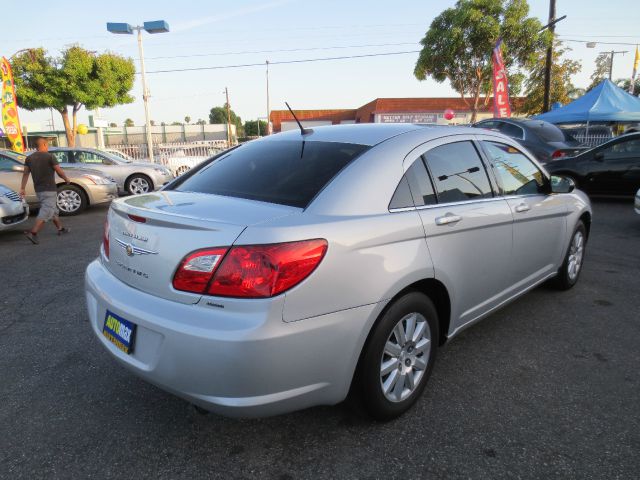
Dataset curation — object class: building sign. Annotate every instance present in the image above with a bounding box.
[492,39,512,118]
[379,113,439,124]
[1,57,24,152]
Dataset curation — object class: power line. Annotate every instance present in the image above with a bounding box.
[144,50,421,74]
[561,38,640,46]
[145,42,418,60]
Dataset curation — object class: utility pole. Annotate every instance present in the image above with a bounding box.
[266,60,271,135]
[542,0,556,113]
[604,50,628,80]
[225,87,232,147]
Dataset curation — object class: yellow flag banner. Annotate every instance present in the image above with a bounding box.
[1,56,24,153]
[631,46,639,94]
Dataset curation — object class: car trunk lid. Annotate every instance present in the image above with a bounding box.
[105,191,300,304]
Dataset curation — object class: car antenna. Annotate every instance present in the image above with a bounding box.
[285,102,313,136]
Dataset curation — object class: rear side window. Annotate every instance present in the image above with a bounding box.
[423,141,493,202]
[173,140,369,208]
[389,158,437,209]
[499,123,524,140]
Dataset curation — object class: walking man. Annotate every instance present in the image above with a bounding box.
[19,137,70,244]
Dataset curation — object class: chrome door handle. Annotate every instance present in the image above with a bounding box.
[514,203,530,213]
[435,213,462,226]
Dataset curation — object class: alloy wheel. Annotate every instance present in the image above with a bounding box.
[567,230,584,281]
[57,190,82,213]
[380,312,431,402]
[129,177,150,195]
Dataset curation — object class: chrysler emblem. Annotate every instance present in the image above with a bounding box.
[115,238,158,257]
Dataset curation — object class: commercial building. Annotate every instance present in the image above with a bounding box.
[270,97,524,132]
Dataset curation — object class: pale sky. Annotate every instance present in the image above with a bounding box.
[4,0,639,130]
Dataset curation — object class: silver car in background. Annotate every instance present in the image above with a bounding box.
[0,150,117,216]
[85,124,591,419]
[49,147,174,195]
[0,184,29,230]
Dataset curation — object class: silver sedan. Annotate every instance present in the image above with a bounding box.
[49,148,174,195]
[0,184,29,230]
[85,124,591,419]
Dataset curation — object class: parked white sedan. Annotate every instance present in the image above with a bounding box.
[0,184,29,230]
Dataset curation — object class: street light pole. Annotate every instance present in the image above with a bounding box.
[107,20,169,163]
[135,27,155,163]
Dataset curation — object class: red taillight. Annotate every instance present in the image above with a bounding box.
[552,150,567,159]
[172,239,328,298]
[173,248,228,293]
[103,218,110,258]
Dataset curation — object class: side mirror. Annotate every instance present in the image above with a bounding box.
[594,151,604,162]
[550,175,575,194]
[11,165,25,172]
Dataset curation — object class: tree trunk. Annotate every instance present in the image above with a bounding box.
[60,107,75,147]
[72,103,81,147]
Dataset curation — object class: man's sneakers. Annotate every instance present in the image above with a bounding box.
[24,227,69,244]
[23,231,39,244]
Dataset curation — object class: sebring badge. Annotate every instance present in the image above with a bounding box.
[115,238,158,257]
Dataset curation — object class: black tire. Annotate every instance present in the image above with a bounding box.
[553,220,587,290]
[56,184,87,216]
[125,174,153,195]
[354,292,439,420]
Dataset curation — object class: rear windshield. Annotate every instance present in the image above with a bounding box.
[527,122,565,142]
[172,140,369,208]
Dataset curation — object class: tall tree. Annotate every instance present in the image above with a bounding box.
[615,77,640,96]
[414,0,547,122]
[11,46,135,146]
[244,120,267,137]
[124,118,134,127]
[521,41,582,115]
[588,53,610,90]
[184,116,191,124]
[209,104,243,137]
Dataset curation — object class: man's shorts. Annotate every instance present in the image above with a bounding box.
[36,191,59,221]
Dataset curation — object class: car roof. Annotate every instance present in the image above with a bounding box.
[261,123,481,146]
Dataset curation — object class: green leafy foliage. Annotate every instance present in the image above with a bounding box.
[11,46,135,146]
[414,0,547,121]
[244,120,267,137]
[588,53,611,91]
[124,118,134,127]
[209,104,243,137]
[521,41,582,115]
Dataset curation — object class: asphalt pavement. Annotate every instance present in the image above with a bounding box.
[1,199,639,479]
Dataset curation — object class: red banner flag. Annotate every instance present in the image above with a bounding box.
[492,39,512,118]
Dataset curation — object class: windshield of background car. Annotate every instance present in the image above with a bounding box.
[527,122,565,142]
[1,150,26,163]
[172,140,370,208]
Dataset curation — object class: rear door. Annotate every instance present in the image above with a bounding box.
[590,137,640,195]
[479,138,567,286]
[407,136,514,332]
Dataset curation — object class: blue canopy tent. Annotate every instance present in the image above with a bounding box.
[534,79,640,124]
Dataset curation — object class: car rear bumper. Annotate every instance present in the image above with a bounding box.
[86,184,118,205]
[84,259,376,417]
